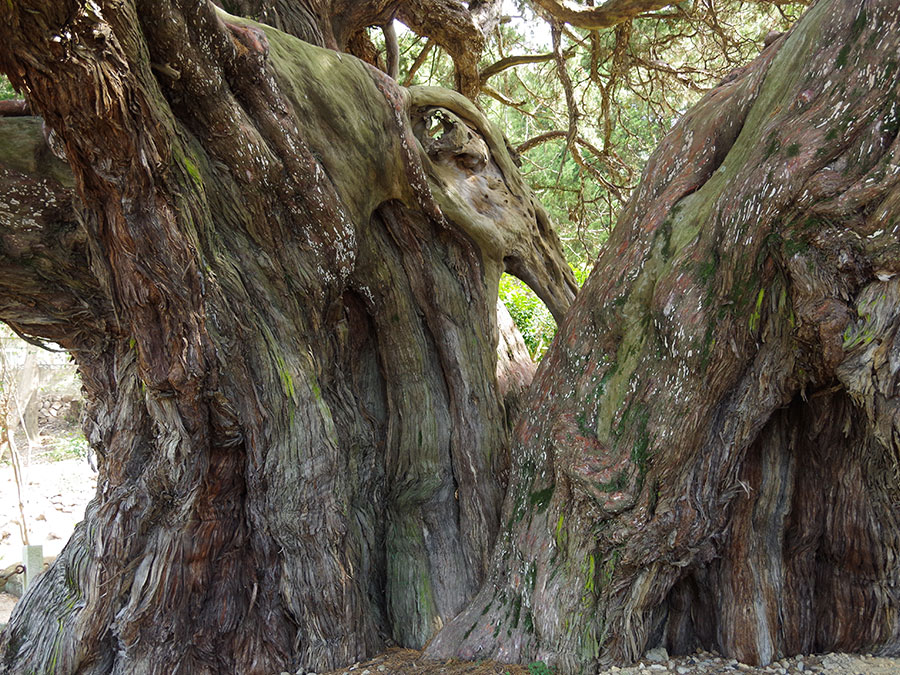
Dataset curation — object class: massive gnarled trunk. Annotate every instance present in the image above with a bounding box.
[0,2,574,673]
[4,0,900,673]
[429,0,900,671]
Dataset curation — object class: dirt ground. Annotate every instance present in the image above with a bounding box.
[319,649,533,674]
[0,456,96,570]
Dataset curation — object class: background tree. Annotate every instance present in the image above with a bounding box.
[384,0,805,269]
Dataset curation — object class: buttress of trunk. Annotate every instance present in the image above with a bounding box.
[429,0,900,671]
[0,2,575,673]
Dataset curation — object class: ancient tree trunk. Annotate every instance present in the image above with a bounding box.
[217,0,397,52]
[430,0,900,671]
[0,2,574,673]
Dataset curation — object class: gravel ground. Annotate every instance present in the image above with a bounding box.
[312,647,900,675]
[0,592,15,627]
[1,456,95,627]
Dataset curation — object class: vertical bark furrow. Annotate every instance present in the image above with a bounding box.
[0,1,564,672]
[430,0,900,671]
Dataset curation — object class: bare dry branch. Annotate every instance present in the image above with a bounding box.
[532,0,675,30]
[480,47,576,84]
[481,83,527,108]
[403,38,434,86]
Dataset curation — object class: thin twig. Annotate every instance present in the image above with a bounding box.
[403,38,434,86]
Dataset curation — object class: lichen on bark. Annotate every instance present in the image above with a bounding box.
[0,1,575,673]
[429,0,900,671]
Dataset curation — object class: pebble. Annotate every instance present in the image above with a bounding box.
[315,649,900,675]
[645,647,669,663]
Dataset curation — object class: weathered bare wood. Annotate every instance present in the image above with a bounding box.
[0,100,29,116]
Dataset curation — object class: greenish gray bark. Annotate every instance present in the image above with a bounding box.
[430,0,900,671]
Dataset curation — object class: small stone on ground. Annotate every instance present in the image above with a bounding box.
[314,648,900,675]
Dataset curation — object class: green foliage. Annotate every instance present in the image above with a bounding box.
[45,432,90,462]
[499,273,557,360]
[500,266,588,361]
[468,2,802,267]
[0,74,18,101]
[527,661,554,675]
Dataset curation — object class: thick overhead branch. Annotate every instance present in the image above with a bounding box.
[398,0,486,99]
[468,0,503,35]
[480,49,574,84]
[532,0,675,30]
[0,118,109,352]
[219,0,398,49]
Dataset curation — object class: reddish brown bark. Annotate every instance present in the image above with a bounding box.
[430,0,900,670]
[0,100,29,116]
[0,2,573,673]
